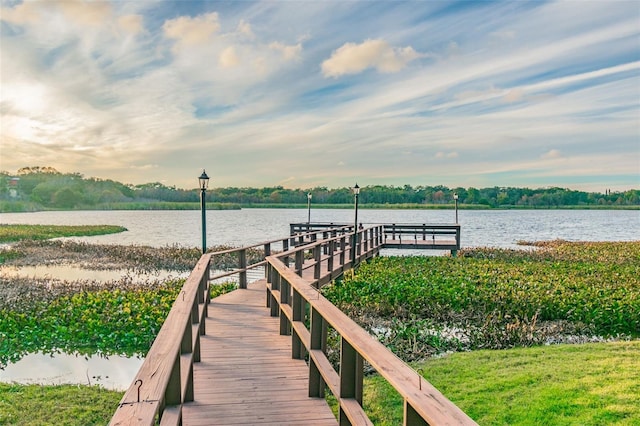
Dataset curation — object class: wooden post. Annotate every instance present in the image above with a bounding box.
[164,352,182,407]
[270,269,280,317]
[292,291,304,359]
[314,245,321,281]
[309,307,326,398]
[280,277,291,335]
[404,402,429,426]
[339,337,363,425]
[239,249,247,289]
[295,250,304,276]
[327,239,334,275]
[264,243,271,280]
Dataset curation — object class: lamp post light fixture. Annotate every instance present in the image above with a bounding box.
[307,193,312,224]
[199,170,210,254]
[352,183,360,265]
[453,192,459,224]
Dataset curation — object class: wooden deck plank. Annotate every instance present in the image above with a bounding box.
[182,279,337,426]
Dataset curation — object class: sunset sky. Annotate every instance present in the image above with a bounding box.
[1,0,638,191]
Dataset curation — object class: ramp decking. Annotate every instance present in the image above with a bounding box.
[182,279,337,425]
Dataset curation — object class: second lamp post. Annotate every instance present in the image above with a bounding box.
[352,183,360,265]
[199,170,210,254]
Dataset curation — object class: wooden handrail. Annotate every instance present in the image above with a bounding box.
[209,227,355,288]
[112,223,470,425]
[110,226,360,425]
[110,254,211,426]
[266,245,477,425]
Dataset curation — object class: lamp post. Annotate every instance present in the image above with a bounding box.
[453,192,459,224]
[352,183,360,265]
[199,170,210,254]
[307,193,312,224]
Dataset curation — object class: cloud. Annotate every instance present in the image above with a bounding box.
[0,1,43,25]
[503,89,524,103]
[1,1,638,191]
[219,46,240,68]
[541,149,562,160]
[435,151,459,159]
[322,39,424,77]
[118,14,144,35]
[237,19,254,39]
[269,42,302,61]
[57,1,113,27]
[163,12,220,45]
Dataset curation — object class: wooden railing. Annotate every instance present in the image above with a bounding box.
[110,254,211,426]
[275,225,383,288]
[111,225,472,425]
[382,223,461,254]
[110,227,356,426]
[209,227,353,288]
[291,222,462,255]
[266,227,477,425]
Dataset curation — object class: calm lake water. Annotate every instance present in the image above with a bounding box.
[2,208,639,248]
[1,208,638,390]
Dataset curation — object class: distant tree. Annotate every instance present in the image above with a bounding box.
[53,188,78,208]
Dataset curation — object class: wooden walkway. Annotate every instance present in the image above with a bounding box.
[182,279,337,425]
[111,226,475,425]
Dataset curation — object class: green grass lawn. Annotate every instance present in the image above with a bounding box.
[0,384,123,426]
[327,341,640,425]
[421,340,640,425]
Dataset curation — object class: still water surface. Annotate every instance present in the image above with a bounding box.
[2,208,639,248]
[1,208,638,389]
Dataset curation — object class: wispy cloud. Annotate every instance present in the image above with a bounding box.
[322,39,425,77]
[0,0,637,191]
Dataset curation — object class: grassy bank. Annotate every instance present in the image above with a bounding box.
[328,340,640,425]
[0,383,123,426]
[0,224,126,243]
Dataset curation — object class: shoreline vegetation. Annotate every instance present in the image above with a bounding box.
[1,167,638,213]
[2,200,639,214]
[0,225,638,424]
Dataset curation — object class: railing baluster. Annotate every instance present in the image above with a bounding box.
[280,277,291,335]
[339,337,363,425]
[238,248,247,289]
[295,250,304,276]
[309,307,326,398]
[313,245,321,282]
[292,290,304,359]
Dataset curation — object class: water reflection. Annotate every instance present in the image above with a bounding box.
[0,264,189,282]
[0,352,144,390]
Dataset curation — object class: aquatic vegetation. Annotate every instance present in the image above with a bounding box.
[323,241,639,359]
[0,224,126,243]
[1,240,263,272]
[0,277,237,369]
[0,278,183,368]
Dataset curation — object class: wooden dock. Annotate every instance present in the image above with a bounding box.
[182,279,337,425]
[291,222,461,255]
[111,225,475,426]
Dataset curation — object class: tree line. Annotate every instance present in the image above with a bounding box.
[1,167,638,210]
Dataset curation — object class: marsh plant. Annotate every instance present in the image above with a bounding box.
[322,240,639,361]
[2,240,264,272]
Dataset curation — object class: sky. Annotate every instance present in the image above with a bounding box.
[1,0,639,191]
